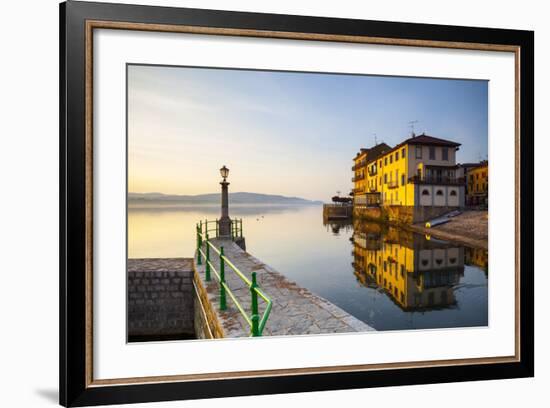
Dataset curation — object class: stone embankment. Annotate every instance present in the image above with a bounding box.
[409,210,488,250]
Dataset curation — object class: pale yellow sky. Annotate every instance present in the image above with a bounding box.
[127,65,487,201]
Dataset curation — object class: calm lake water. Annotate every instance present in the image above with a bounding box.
[128,204,488,331]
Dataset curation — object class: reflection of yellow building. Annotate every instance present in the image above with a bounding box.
[353,134,465,208]
[466,161,488,206]
[465,246,488,274]
[352,224,465,310]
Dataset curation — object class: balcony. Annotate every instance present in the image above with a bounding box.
[368,168,378,176]
[352,174,365,182]
[408,176,466,185]
[387,180,399,189]
[352,160,367,171]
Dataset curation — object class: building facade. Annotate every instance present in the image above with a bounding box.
[353,134,466,210]
[466,161,488,206]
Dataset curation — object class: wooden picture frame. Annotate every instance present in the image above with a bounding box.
[60,1,534,406]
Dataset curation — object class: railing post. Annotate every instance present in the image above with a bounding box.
[215,218,219,238]
[240,218,243,238]
[219,247,227,311]
[250,272,260,337]
[205,232,211,281]
[196,224,202,265]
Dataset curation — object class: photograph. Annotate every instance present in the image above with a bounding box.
[126,64,489,341]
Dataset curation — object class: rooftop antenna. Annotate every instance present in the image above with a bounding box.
[373,133,378,146]
[408,120,419,137]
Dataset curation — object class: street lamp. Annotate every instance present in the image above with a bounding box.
[218,165,231,237]
[220,165,229,181]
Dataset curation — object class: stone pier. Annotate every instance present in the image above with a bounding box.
[194,238,374,338]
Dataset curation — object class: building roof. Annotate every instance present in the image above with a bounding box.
[354,142,391,161]
[401,134,461,147]
[366,134,461,164]
[458,161,488,169]
[366,143,392,161]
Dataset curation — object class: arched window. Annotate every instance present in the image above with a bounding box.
[422,189,430,196]
[450,190,457,196]
[436,190,443,196]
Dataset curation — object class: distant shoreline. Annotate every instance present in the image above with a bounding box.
[128,191,324,206]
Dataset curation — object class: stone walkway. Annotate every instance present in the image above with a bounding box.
[195,238,374,338]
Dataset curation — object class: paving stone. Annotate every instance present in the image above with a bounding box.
[195,238,375,338]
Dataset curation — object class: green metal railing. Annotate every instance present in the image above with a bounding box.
[195,219,272,337]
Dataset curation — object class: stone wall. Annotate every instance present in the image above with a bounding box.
[354,205,459,224]
[127,258,195,341]
[353,206,382,221]
[323,204,353,219]
[193,268,226,339]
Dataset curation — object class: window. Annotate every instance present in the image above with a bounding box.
[415,146,422,159]
[385,157,388,165]
[422,189,430,196]
[442,147,449,161]
[379,160,382,168]
[390,155,393,164]
[450,190,457,196]
[429,146,435,160]
[395,152,399,161]
[384,174,387,183]
[401,148,406,159]
[436,190,443,196]
[400,265,405,278]
[401,174,405,186]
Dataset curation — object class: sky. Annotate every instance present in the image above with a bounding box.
[128,64,488,202]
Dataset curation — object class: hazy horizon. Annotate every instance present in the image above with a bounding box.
[128,64,488,202]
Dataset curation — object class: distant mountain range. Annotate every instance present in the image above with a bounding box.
[128,192,323,205]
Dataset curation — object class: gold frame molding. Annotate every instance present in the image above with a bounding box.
[84,20,521,388]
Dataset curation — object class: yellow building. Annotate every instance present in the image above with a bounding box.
[352,143,391,203]
[466,161,488,206]
[352,224,464,310]
[353,134,465,209]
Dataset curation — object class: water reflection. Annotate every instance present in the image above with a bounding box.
[129,204,488,330]
[351,222,464,311]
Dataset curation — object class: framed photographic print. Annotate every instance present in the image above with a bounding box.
[59,0,534,406]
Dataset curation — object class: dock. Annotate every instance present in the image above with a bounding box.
[194,238,373,338]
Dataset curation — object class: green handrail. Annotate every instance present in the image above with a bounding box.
[195,219,271,337]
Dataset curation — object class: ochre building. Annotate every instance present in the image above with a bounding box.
[352,134,466,210]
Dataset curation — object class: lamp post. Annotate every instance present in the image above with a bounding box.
[218,165,231,237]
